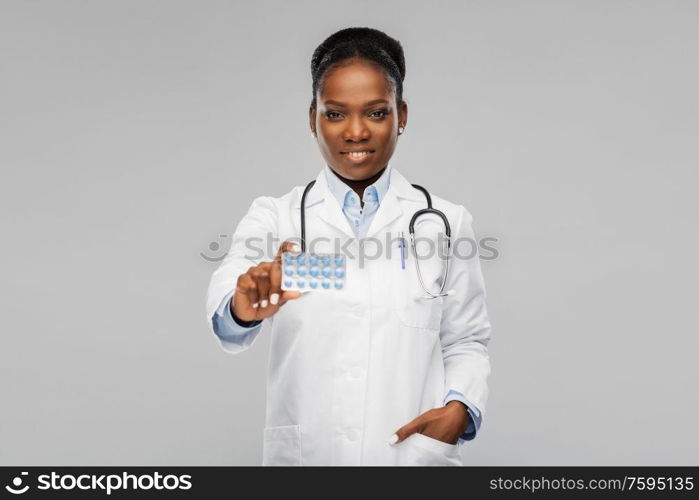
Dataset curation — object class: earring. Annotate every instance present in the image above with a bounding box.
[398,125,405,135]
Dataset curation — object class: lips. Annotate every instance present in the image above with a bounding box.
[341,150,374,163]
[340,149,375,160]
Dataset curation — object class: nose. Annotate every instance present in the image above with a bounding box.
[342,114,370,143]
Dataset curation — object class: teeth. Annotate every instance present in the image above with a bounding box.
[348,151,369,158]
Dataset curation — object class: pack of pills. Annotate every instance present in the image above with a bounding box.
[280,252,346,291]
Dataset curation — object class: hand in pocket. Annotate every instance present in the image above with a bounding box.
[390,400,470,445]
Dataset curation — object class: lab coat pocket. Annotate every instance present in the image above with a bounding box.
[262,424,301,466]
[393,294,442,330]
[392,268,443,330]
[397,432,462,466]
[390,247,444,330]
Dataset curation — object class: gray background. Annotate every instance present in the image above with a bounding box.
[1,0,697,465]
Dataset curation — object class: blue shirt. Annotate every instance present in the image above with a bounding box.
[322,163,390,238]
[211,164,482,442]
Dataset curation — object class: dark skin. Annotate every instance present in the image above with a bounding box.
[233,57,469,446]
[309,57,402,204]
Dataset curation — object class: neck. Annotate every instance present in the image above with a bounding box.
[330,166,387,202]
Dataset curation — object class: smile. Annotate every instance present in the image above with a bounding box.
[340,150,375,162]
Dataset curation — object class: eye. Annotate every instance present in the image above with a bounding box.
[369,109,389,119]
[325,111,343,120]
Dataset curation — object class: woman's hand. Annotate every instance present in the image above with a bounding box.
[390,401,470,445]
[231,241,303,322]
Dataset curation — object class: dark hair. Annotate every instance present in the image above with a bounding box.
[310,27,406,109]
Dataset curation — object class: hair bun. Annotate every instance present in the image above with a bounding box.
[310,27,406,107]
[311,27,405,81]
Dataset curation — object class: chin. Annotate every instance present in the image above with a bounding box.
[340,165,375,179]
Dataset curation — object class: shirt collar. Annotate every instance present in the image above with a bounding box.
[323,163,392,209]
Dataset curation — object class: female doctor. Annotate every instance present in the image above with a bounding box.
[205,27,492,466]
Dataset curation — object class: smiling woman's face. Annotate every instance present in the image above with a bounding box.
[310,57,408,181]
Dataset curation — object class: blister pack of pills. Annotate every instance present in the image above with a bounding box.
[281,252,346,291]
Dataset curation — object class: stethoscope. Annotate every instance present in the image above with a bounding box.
[300,180,455,299]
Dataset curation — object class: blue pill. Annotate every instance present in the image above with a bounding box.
[284,268,294,276]
[297,280,305,288]
[309,256,318,265]
[334,280,344,289]
[309,280,318,289]
[334,268,344,278]
[297,255,306,265]
[297,266,307,276]
[309,266,319,277]
[284,279,293,287]
[322,267,332,278]
[283,255,293,265]
[321,256,331,266]
[321,280,330,289]
[335,256,344,265]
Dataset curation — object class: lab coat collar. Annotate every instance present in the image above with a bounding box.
[323,163,392,209]
[296,164,425,241]
[364,166,426,239]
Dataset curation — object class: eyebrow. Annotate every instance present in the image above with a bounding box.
[324,99,389,107]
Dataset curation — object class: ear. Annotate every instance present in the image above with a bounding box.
[308,105,317,137]
[398,100,408,129]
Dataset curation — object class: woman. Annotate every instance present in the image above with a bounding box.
[205,27,492,466]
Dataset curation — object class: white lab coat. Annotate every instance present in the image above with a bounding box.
[205,166,492,466]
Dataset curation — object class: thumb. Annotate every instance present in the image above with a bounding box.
[279,290,303,304]
[389,417,422,445]
[275,240,300,263]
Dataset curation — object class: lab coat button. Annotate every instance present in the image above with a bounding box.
[347,429,360,442]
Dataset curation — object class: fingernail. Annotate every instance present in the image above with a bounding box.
[260,299,268,308]
[290,243,299,252]
[387,434,399,445]
[252,302,259,308]
[270,293,279,305]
